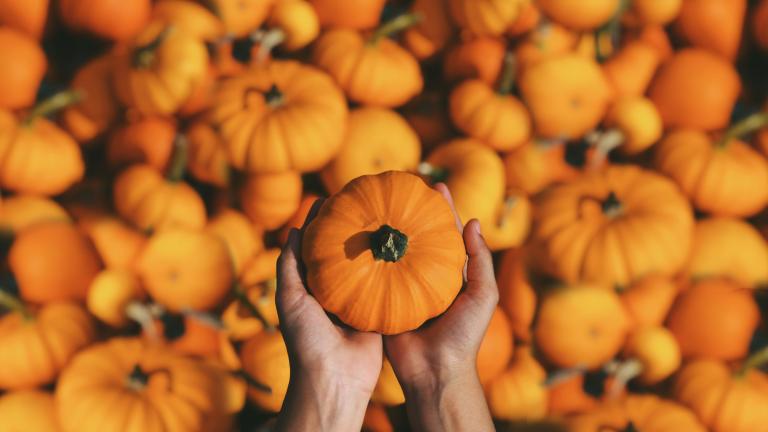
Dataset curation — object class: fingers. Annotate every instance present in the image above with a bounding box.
[434,183,463,233]
[462,220,499,307]
[275,228,326,327]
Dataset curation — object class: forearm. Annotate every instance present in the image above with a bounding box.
[275,371,370,432]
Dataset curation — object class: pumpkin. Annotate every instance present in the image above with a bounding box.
[625,0,682,26]
[568,395,706,432]
[620,275,678,329]
[372,359,405,406]
[506,2,541,36]
[655,127,768,218]
[496,248,536,342]
[520,54,612,140]
[675,0,746,61]
[443,35,505,85]
[151,314,225,358]
[9,221,101,303]
[309,0,385,30]
[598,96,662,157]
[185,121,230,188]
[0,195,69,233]
[240,171,303,230]
[420,139,506,225]
[77,213,147,270]
[113,22,208,116]
[534,284,629,369]
[0,390,60,431]
[402,0,454,59]
[207,209,264,276]
[531,165,694,286]
[666,278,759,361]
[514,23,577,72]
[152,0,223,41]
[113,164,207,232]
[210,60,347,173]
[56,338,242,432]
[484,346,547,421]
[137,229,233,313]
[0,27,46,109]
[546,373,598,416]
[58,0,149,40]
[222,248,280,340]
[303,171,466,334]
[313,14,423,108]
[675,356,768,432]
[264,0,320,52]
[477,307,514,384]
[447,0,525,36]
[107,116,176,171]
[0,299,95,389]
[754,0,768,51]
[87,270,145,328]
[634,24,674,60]
[0,0,48,39]
[61,54,119,143]
[239,330,290,412]
[209,0,274,38]
[648,49,740,131]
[279,194,320,245]
[536,0,619,31]
[363,404,393,432]
[503,141,577,196]
[618,325,681,386]
[687,217,768,288]
[602,40,661,98]
[0,95,84,196]
[482,191,532,252]
[321,108,421,194]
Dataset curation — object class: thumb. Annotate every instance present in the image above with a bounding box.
[275,228,326,326]
[462,220,499,308]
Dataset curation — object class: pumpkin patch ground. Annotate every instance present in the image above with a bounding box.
[0,0,767,430]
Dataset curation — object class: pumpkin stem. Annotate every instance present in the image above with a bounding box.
[264,84,285,108]
[736,346,768,378]
[594,0,631,63]
[233,369,273,394]
[588,128,625,169]
[133,26,174,69]
[417,162,450,184]
[602,192,623,218]
[181,307,225,330]
[497,195,519,228]
[23,90,83,126]
[370,225,409,263]
[369,13,422,45]
[604,358,643,399]
[166,135,189,182]
[0,289,33,321]
[717,111,768,148]
[125,301,161,340]
[497,52,518,95]
[250,28,286,64]
[126,365,150,391]
[544,364,588,387]
[233,284,275,332]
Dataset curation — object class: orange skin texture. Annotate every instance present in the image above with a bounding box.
[484,346,548,421]
[321,108,421,195]
[0,27,46,109]
[363,404,394,432]
[185,121,230,187]
[604,96,663,154]
[649,49,741,131]
[537,0,619,31]
[267,0,320,51]
[403,92,454,150]
[58,0,150,40]
[495,248,536,342]
[503,141,578,196]
[210,0,273,38]
[449,79,531,152]
[107,117,176,171]
[61,54,119,143]
[482,190,532,252]
[240,331,290,412]
[303,172,466,335]
[674,360,768,432]
[0,195,70,233]
[0,302,95,390]
[223,248,281,340]
[686,217,768,287]
[0,0,48,40]
[507,2,541,37]
[675,0,746,61]
[9,222,102,303]
[137,229,234,313]
[443,35,506,85]
[624,0,682,26]
[477,307,514,385]
[448,0,526,36]
[666,279,760,361]
[515,23,578,72]
[78,214,147,271]
[754,0,768,51]
[151,316,224,359]
[87,270,144,327]
[655,129,768,217]
[279,194,321,245]
[623,326,681,384]
[602,40,661,98]
[206,209,264,276]
[313,29,423,108]
[309,0,386,30]
[569,395,706,432]
[152,0,223,42]
[113,165,207,233]
[0,390,60,431]
[630,25,674,61]
[620,275,678,329]
[403,0,455,59]
[241,171,303,230]
[547,374,598,416]
[372,359,405,406]
[520,54,612,140]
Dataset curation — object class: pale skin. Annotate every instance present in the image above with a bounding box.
[274,184,498,432]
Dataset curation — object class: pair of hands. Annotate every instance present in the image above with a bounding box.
[274,184,498,432]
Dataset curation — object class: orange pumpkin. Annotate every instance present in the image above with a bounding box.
[648,49,741,131]
[185,121,230,188]
[222,248,280,340]
[403,0,454,59]
[113,22,208,115]
[303,171,466,334]
[0,299,95,389]
[278,194,320,245]
[0,390,60,431]
[58,0,149,40]
[443,35,505,85]
[240,330,290,412]
[402,91,454,150]
[77,213,147,270]
[482,190,532,252]
[534,284,629,369]
[514,23,577,72]
[496,248,536,342]
[107,117,177,171]
[602,40,662,98]
[209,0,274,38]
[150,314,225,358]
[61,54,119,143]
[0,27,46,109]
[597,96,662,157]
[87,269,145,328]
[675,0,746,61]
[520,54,612,140]
[666,278,759,361]
[0,195,70,233]
[56,338,243,432]
[321,108,421,194]
[503,141,577,196]
[0,0,48,40]
[547,373,598,416]
[207,209,264,275]
[309,0,385,30]
[568,395,706,432]
[372,358,405,406]
[620,275,678,329]
[619,325,681,386]
[152,0,223,41]
[210,60,348,173]
[313,14,423,108]
[754,0,768,51]
[484,346,548,421]
[448,0,525,36]
[536,0,619,31]
[9,221,101,303]
[531,165,694,286]
[625,0,682,26]
[363,404,394,432]
[477,307,514,384]
[241,171,303,230]
[264,0,320,53]
[506,2,541,36]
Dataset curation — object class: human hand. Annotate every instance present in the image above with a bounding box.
[275,200,383,432]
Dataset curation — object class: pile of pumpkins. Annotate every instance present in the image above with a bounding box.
[0,0,768,430]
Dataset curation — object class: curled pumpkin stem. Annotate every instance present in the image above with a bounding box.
[604,358,643,399]
[24,90,83,126]
[0,289,33,321]
[736,346,768,378]
[250,28,286,63]
[497,52,518,95]
[544,364,589,387]
[417,162,450,184]
[717,111,768,147]
[233,284,275,331]
[369,13,422,45]
[125,301,161,341]
[588,128,625,169]
[181,307,225,330]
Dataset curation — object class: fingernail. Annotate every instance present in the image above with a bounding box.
[474,220,482,235]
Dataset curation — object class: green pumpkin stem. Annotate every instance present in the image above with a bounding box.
[717,111,768,148]
[23,90,83,126]
[736,346,768,378]
[497,52,518,95]
[370,225,409,263]
[264,84,285,108]
[133,26,174,69]
[369,13,422,45]
[127,365,150,390]
[602,192,624,218]
[0,289,33,321]
[417,162,450,184]
[166,135,189,182]
[233,284,275,332]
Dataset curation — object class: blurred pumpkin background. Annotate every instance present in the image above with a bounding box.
[0,0,768,431]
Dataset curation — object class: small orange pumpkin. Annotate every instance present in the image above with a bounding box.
[0,0,48,40]
[514,23,577,72]
[443,35,506,85]
[503,141,577,196]
[753,0,768,51]
[107,117,177,171]
[87,269,145,328]
[209,0,274,38]
[372,359,405,406]
[568,394,706,432]
[0,390,60,431]
[0,26,46,109]
[239,330,290,412]
[477,307,514,384]
[61,54,119,143]
[625,0,682,26]
[58,0,149,40]
[222,248,280,340]
[76,213,147,270]
[536,0,619,31]
[402,0,454,59]
[185,120,230,188]
[496,248,536,343]
[303,171,466,334]
[674,0,746,61]
[619,325,681,386]
[207,209,264,275]
[484,346,548,421]
[599,96,662,156]
[363,404,394,432]
[620,275,678,329]
[240,171,303,230]
[309,0,386,30]
[152,0,223,41]
[448,0,525,36]
[482,190,532,252]
[546,373,598,416]
[602,40,662,98]
[264,0,320,53]
[0,195,70,233]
